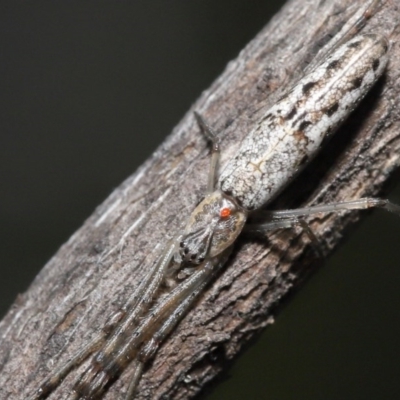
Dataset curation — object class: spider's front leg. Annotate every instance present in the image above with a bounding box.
[123,250,231,400]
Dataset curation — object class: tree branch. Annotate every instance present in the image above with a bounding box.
[1,0,400,399]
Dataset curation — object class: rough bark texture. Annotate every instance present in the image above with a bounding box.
[1,0,400,399]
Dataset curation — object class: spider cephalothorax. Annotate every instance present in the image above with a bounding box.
[177,190,247,264]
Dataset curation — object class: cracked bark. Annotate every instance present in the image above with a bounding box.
[1,0,400,399]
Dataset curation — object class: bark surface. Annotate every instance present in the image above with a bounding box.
[1,0,400,399]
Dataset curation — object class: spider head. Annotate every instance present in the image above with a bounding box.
[177,190,247,264]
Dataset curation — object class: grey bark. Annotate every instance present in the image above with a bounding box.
[1,0,400,399]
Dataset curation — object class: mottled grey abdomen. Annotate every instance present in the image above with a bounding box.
[218,34,388,211]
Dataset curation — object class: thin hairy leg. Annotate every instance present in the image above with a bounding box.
[264,198,400,220]
[245,198,400,246]
[124,253,229,399]
[194,112,221,193]
[72,254,227,399]
[31,240,178,400]
[69,240,178,398]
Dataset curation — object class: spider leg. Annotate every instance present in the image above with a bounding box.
[245,198,400,255]
[31,239,178,400]
[263,198,400,220]
[124,251,230,399]
[70,239,179,399]
[194,112,221,193]
[31,333,105,400]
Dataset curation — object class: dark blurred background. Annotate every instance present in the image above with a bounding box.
[1,2,400,399]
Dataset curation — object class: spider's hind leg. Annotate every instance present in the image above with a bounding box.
[245,197,400,255]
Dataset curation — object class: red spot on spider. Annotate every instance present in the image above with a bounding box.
[220,208,231,218]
